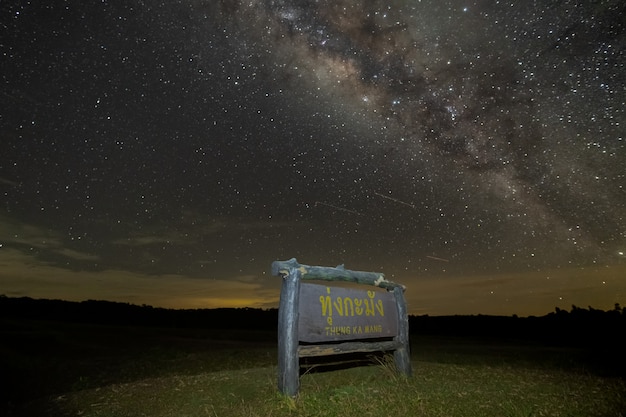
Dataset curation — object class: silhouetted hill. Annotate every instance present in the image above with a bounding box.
[410,306,625,347]
[1,295,624,347]
[0,295,278,330]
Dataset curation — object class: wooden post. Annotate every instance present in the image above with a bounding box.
[392,286,412,376]
[277,267,301,397]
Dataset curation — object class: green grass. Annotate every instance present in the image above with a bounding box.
[43,361,625,417]
[2,319,625,417]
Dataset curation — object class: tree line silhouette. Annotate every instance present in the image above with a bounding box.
[410,304,625,346]
[0,295,278,330]
[2,295,624,347]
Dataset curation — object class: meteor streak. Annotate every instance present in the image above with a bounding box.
[374,192,416,209]
[426,255,450,263]
[314,201,362,216]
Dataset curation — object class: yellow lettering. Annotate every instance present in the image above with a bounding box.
[364,291,379,316]
[364,325,383,333]
[319,295,332,317]
[333,297,344,316]
[317,287,387,331]
[364,298,375,316]
[376,299,384,316]
[325,326,351,336]
[343,297,354,316]
[354,299,364,315]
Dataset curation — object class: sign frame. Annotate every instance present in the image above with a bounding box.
[272,258,411,397]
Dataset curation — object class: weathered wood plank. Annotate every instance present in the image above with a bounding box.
[298,283,398,343]
[392,286,412,376]
[272,258,405,290]
[298,340,401,357]
[277,267,301,397]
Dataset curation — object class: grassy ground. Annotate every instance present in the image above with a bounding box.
[42,360,626,417]
[2,319,625,417]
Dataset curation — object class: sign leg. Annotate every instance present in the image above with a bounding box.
[393,286,412,376]
[277,267,301,396]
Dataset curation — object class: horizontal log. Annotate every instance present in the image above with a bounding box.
[298,340,401,358]
[272,258,405,290]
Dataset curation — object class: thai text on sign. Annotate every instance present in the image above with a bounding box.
[298,283,398,343]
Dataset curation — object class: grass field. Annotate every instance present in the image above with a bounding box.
[2,318,625,417]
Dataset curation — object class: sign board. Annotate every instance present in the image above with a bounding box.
[298,283,398,342]
[272,258,411,397]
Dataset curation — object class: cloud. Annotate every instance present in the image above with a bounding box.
[0,177,20,187]
[111,214,299,248]
[112,235,184,247]
[53,248,101,262]
[0,246,279,309]
[1,215,63,248]
[0,215,100,265]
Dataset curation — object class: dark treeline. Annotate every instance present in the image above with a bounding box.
[1,295,625,346]
[0,295,278,331]
[410,305,626,346]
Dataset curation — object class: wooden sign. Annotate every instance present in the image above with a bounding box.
[298,283,398,342]
[272,258,411,397]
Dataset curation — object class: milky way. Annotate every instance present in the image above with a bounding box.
[1,0,625,314]
[212,0,625,270]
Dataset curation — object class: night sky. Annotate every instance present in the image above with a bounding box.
[1,0,625,316]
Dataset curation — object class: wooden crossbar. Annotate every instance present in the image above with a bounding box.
[299,340,401,358]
